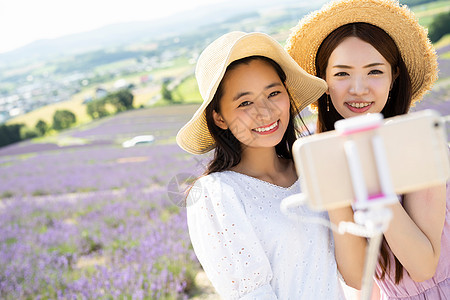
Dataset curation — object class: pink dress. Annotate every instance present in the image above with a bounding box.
[374,183,450,299]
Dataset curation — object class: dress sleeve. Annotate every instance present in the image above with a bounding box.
[186,175,277,300]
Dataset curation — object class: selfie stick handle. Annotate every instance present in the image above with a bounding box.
[335,113,397,300]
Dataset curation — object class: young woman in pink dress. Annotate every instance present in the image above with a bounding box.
[286,0,448,299]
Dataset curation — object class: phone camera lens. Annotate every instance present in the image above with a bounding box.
[434,122,440,128]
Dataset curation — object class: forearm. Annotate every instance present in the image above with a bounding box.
[384,203,442,280]
[383,185,445,281]
[328,207,367,289]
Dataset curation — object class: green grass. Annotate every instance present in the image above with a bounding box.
[413,0,450,27]
[173,75,202,103]
[435,33,450,49]
[94,58,138,73]
[152,64,194,81]
[0,61,46,80]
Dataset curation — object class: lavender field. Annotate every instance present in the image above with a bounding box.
[0,105,212,299]
[411,45,450,139]
[0,48,449,299]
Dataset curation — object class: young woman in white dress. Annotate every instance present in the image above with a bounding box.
[176,31,366,299]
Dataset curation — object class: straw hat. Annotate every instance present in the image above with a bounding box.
[286,0,438,112]
[176,31,328,155]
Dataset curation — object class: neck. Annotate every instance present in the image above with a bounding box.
[232,146,296,186]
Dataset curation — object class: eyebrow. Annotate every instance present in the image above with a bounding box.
[331,62,386,69]
[233,82,282,101]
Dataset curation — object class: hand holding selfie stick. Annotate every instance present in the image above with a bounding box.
[282,110,449,299]
[335,113,397,300]
[281,114,397,300]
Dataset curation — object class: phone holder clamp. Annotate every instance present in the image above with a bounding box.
[335,113,397,300]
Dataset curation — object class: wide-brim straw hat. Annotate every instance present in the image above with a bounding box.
[286,0,438,112]
[176,31,328,155]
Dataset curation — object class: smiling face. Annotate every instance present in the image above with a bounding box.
[213,59,290,149]
[325,36,394,119]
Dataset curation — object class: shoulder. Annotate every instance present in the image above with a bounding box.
[191,171,241,191]
[186,171,240,206]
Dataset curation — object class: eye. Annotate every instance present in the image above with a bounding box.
[369,69,384,75]
[268,91,281,98]
[238,100,252,108]
[334,72,349,77]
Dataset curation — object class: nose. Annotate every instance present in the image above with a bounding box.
[253,96,276,123]
[349,75,369,96]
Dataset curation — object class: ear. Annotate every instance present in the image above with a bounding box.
[322,77,330,95]
[213,110,228,130]
[391,67,400,90]
[318,74,329,95]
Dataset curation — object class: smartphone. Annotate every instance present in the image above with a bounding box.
[292,109,449,211]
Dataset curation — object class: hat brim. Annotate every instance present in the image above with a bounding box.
[286,0,438,113]
[177,32,327,154]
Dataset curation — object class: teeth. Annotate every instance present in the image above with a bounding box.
[254,121,278,132]
[348,102,371,108]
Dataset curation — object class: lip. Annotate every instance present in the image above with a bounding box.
[345,101,373,113]
[252,120,279,135]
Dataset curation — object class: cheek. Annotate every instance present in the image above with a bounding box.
[279,98,291,120]
[328,81,348,97]
[371,79,391,94]
[326,76,343,88]
[266,97,290,120]
[226,111,249,129]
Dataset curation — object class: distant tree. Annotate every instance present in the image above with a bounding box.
[20,126,39,139]
[400,0,437,5]
[86,89,134,119]
[0,124,24,147]
[53,110,76,131]
[161,80,174,103]
[107,89,134,112]
[429,11,450,42]
[87,99,109,119]
[35,119,48,136]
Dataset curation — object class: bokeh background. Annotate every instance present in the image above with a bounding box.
[0,0,449,298]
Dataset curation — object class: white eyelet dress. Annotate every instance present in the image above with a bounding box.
[186,171,345,300]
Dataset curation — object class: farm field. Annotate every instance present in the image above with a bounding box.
[411,44,450,139]
[1,90,449,299]
[0,104,216,299]
[7,1,449,131]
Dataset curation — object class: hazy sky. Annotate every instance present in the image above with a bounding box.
[0,0,225,54]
